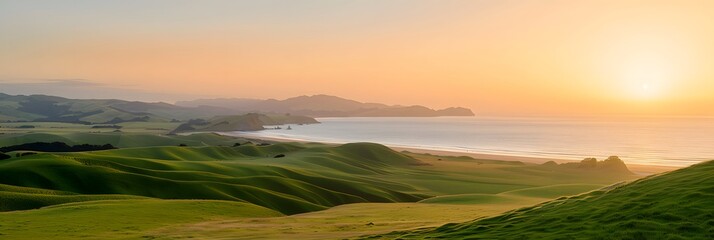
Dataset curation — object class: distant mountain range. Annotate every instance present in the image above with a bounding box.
[0,93,226,124]
[0,93,473,124]
[176,94,474,117]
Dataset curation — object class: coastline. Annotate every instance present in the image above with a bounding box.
[220,132,681,175]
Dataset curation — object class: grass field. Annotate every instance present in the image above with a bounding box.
[0,199,282,239]
[0,131,245,148]
[0,131,644,239]
[0,122,181,134]
[366,160,714,239]
[148,202,534,240]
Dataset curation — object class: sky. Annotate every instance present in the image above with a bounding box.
[1,0,714,116]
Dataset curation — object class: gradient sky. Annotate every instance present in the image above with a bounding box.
[2,0,714,116]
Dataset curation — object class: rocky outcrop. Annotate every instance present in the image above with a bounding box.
[436,107,475,116]
[579,158,598,168]
[541,160,558,167]
[551,156,633,175]
[599,156,631,173]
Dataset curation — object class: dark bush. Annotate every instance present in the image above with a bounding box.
[274,154,286,158]
[0,152,10,160]
[0,142,117,153]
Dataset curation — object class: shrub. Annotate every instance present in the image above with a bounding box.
[0,142,116,152]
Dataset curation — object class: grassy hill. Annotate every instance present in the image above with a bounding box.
[366,160,714,239]
[0,132,243,148]
[0,183,150,211]
[0,131,643,239]
[0,142,428,214]
[0,93,179,123]
[0,199,282,239]
[169,113,319,133]
[0,137,635,215]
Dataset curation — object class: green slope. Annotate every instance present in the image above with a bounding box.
[0,183,149,211]
[0,131,643,239]
[0,132,242,148]
[0,143,428,214]
[367,160,714,239]
[169,113,319,133]
[0,140,634,216]
[418,184,606,205]
[0,199,282,240]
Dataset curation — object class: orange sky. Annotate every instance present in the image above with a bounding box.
[1,0,713,116]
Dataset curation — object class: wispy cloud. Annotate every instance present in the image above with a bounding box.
[41,79,102,87]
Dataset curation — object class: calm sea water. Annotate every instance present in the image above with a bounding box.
[226,116,714,167]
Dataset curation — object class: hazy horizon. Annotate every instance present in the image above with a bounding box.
[3,1,714,116]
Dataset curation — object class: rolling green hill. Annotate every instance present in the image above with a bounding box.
[0,132,244,148]
[169,113,319,133]
[0,131,643,239]
[0,128,644,239]
[0,183,149,211]
[0,93,179,123]
[366,160,714,239]
[0,137,634,216]
[0,143,428,214]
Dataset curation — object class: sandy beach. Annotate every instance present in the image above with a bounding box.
[226,133,681,176]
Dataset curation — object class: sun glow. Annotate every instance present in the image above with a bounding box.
[622,63,670,101]
[2,1,714,115]
[599,32,685,103]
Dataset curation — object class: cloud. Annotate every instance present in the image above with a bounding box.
[0,79,207,103]
[41,79,102,87]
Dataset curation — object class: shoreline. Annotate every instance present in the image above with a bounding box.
[220,132,681,175]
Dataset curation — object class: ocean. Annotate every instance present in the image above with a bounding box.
[225,116,714,167]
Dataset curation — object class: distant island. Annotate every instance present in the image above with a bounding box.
[176,94,475,117]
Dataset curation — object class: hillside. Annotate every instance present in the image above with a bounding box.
[176,94,475,117]
[0,132,243,148]
[0,199,283,239]
[0,132,640,239]
[0,142,429,214]
[366,160,714,239]
[169,113,319,133]
[0,93,231,123]
[0,138,634,216]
